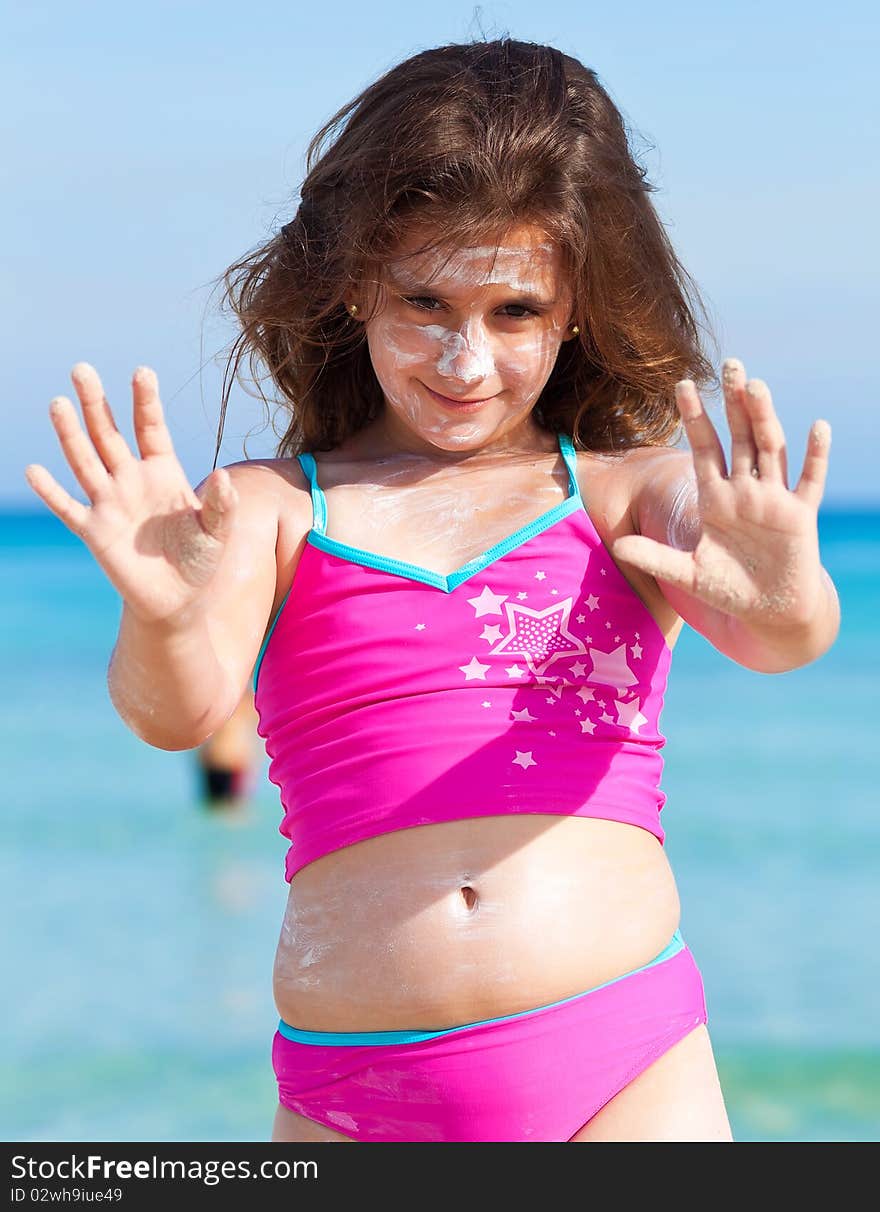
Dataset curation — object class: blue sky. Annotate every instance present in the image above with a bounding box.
[5,0,878,505]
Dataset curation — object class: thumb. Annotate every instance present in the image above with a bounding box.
[197,468,238,545]
[611,534,696,594]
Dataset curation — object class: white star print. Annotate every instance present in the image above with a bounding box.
[601,711,614,723]
[491,597,588,677]
[512,750,537,769]
[511,707,537,722]
[467,585,508,617]
[586,595,600,611]
[630,642,643,659]
[480,624,504,643]
[482,701,492,708]
[589,644,639,692]
[576,613,586,623]
[580,719,596,734]
[576,687,595,704]
[535,571,546,580]
[459,656,490,681]
[616,697,648,734]
[517,592,528,600]
[569,661,588,678]
[415,623,426,631]
[505,664,526,679]
[550,588,559,595]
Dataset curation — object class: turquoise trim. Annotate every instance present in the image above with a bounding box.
[253,583,293,694]
[557,432,581,499]
[277,930,685,1047]
[307,494,582,593]
[296,452,327,533]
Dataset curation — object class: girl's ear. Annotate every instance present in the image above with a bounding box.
[561,321,581,343]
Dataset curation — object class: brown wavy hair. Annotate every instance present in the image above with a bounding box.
[214,37,718,466]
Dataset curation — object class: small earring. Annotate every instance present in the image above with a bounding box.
[349,304,359,317]
[570,324,580,336]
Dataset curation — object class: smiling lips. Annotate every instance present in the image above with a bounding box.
[423,384,497,408]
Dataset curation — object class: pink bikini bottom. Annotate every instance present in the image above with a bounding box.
[272,931,708,1141]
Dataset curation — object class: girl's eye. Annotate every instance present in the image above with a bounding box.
[403,296,441,312]
[402,296,538,319]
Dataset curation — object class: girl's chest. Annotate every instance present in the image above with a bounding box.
[271,450,683,648]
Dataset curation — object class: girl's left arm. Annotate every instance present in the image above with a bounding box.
[612,358,841,674]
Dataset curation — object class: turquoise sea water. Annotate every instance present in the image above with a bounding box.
[1,506,878,1143]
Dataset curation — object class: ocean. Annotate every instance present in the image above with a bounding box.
[1,505,877,1143]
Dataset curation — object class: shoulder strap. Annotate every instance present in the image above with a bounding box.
[295,453,327,533]
[557,433,581,500]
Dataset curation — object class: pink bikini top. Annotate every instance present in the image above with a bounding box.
[254,433,673,882]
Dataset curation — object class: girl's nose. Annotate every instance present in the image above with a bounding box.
[436,322,495,383]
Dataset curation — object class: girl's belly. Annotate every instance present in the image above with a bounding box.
[273,814,681,1031]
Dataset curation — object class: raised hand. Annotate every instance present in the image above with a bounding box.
[611,358,833,629]
[24,363,238,627]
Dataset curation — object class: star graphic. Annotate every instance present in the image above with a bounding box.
[459,656,490,681]
[588,644,639,692]
[576,613,586,623]
[512,750,537,770]
[576,686,595,704]
[505,664,526,679]
[550,588,559,595]
[490,597,588,676]
[467,585,508,617]
[616,697,648,734]
[480,624,504,643]
[580,718,596,734]
[415,623,426,631]
[600,711,614,723]
[630,642,643,659]
[482,700,492,708]
[511,707,537,722]
[535,571,547,581]
[585,594,600,611]
[517,592,528,600]
[569,661,588,678]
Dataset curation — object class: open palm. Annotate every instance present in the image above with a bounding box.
[24,363,237,627]
[612,358,832,629]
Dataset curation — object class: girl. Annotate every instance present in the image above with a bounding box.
[25,39,840,1142]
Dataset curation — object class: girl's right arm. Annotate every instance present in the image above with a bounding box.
[24,363,278,751]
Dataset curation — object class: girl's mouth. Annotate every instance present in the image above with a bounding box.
[422,384,498,411]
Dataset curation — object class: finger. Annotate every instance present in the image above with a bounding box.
[611,534,697,595]
[721,357,758,478]
[131,366,176,458]
[742,378,788,487]
[794,419,831,508]
[47,396,112,501]
[196,468,238,545]
[70,362,134,473]
[674,380,727,483]
[23,463,90,536]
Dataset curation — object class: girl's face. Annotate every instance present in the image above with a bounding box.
[360,222,575,454]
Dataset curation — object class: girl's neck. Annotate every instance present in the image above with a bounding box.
[346,409,558,466]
